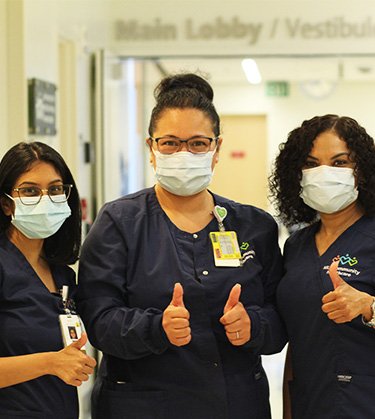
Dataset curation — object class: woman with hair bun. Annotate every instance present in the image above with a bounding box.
[78,73,286,419]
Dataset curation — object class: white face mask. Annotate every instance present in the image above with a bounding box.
[7,194,71,239]
[300,165,358,214]
[153,150,214,196]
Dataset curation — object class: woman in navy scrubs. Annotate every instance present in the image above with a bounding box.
[269,115,375,419]
[77,73,286,419]
[0,142,96,418]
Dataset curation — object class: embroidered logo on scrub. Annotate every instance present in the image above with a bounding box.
[323,253,360,277]
[240,241,255,265]
[332,254,358,266]
[240,242,249,251]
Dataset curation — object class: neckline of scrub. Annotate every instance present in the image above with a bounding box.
[312,214,367,258]
[1,232,60,295]
[151,186,219,236]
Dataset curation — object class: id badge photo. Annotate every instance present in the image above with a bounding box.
[59,314,86,350]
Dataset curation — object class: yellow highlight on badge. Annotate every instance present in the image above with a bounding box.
[210,231,242,267]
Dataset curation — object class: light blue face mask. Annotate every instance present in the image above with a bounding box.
[153,150,214,196]
[6,194,71,239]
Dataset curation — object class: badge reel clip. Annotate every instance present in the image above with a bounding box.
[58,285,86,350]
[209,205,242,267]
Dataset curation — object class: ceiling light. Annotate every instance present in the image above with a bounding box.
[241,59,262,84]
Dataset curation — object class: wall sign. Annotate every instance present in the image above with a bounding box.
[28,78,57,135]
[115,16,375,45]
[106,1,375,56]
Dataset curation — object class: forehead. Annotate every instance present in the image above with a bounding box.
[310,130,350,155]
[14,161,62,186]
[155,108,213,134]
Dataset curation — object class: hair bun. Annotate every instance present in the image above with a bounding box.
[154,73,214,102]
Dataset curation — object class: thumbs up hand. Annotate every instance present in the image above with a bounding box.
[220,284,251,346]
[162,283,191,346]
[69,332,88,351]
[322,261,373,323]
[328,260,346,289]
[52,333,97,386]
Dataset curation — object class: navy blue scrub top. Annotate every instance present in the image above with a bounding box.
[0,232,79,419]
[277,216,375,419]
[77,187,286,419]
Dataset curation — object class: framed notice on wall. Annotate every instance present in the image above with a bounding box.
[28,78,57,135]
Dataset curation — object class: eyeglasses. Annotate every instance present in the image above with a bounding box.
[12,184,73,206]
[149,135,219,155]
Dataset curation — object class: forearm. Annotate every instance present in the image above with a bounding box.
[81,302,170,360]
[0,352,55,388]
[243,303,287,354]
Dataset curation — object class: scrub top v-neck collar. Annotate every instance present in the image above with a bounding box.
[311,215,366,258]
[3,233,60,295]
[152,187,218,237]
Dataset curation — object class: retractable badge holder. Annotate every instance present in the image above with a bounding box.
[59,285,86,350]
[210,205,242,267]
[213,205,227,232]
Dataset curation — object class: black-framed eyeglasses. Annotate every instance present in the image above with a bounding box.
[12,184,73,206]
[149,135,219,155]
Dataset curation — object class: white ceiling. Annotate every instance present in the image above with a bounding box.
[152,56,375,85]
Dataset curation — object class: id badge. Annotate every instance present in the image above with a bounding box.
[210,231,242,267]
[59,314,86,351]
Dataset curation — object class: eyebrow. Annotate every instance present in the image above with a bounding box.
[157,135,178,138]
[155,134,212,139]
[17,179,63,187]
[331,152,350,159]
[306,152,350,160]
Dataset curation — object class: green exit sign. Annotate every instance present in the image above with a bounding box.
[266,81,290,97]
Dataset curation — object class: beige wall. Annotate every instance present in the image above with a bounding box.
[0,0,7,157]
[23,0,59,150]
[58,40,78,178]
[210,115,268,209]
[24,0,58,82]
[5,0,28,148]
[0,0,27,155]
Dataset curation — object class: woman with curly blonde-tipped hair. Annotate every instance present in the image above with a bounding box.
[270,114,375,419]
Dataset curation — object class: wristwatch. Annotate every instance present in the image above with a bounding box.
[362,298,375,328]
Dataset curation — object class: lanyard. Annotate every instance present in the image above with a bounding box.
[61,285,71,314]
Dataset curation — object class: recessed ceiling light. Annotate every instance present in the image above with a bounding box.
[241,59,262,84]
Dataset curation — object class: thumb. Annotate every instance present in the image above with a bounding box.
[224,284,241,313]
[328,260,345,289]
[171,283,185,307]
[69,332,87,350]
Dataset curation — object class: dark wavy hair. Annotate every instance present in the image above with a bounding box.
[148,73,220,137]
[269,114,375,227]
[0,142,81,264]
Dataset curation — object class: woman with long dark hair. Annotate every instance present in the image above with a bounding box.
[0,142,96,418]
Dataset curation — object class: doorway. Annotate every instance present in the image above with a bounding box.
[210,114,268,210]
